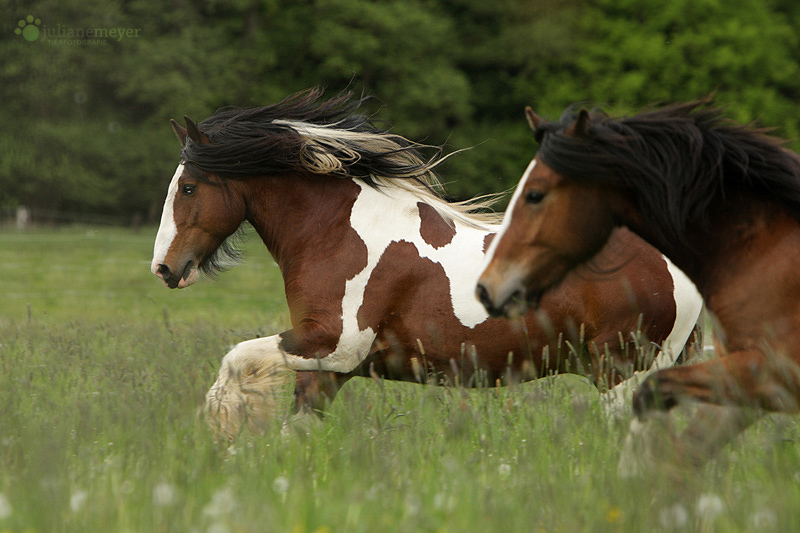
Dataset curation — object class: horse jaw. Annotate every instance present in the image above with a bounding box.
[178,267,200,288]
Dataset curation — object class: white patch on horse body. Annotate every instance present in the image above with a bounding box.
[292,180,500,373]
[351,179,497,326]
[151,163,183,275]
[601,255,703,416]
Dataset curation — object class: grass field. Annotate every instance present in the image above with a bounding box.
[1,226,799,532]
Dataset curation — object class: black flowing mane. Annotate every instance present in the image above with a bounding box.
[182,87,442,186]
[534,99,800,246]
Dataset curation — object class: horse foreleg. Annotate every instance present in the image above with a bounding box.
[293,370,351,416]
[277,371,352,436]
[633,349,800,417]
[205,335,296,440]
[616,411,677,477]
[617,404,759,476]
[623,349,800,471]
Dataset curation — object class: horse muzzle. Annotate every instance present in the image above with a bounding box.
[475,279,538,319]
[154,260,199,289]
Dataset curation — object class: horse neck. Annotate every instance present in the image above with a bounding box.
[237,173,362,272]
[626,193,798,300]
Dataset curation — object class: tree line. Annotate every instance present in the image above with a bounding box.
[2,0,798,222]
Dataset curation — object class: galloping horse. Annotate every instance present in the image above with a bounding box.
[151,88,701,439]
[478,98,800,467]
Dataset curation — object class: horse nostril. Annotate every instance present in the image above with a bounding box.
[156,263,172,280]
[476,282,500,317]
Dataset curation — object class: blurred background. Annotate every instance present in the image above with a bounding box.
[2,0,799,226]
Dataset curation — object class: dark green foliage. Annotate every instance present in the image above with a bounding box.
[2,0,798,218]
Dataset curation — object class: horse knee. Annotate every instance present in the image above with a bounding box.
[205,341,295,439]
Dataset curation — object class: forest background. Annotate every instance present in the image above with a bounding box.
[2,0,799,223]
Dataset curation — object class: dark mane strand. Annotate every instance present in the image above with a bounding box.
[180,87,444,188]
[534,99,800,247]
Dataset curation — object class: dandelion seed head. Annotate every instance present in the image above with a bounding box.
[498,463,511,478]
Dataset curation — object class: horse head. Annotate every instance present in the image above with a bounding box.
[476,107,618,317]
[151,117,246,288]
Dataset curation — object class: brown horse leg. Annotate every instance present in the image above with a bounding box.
[292,371,351,416]
[678,404,760,467]
[633,349,800,416]
[618,405,759,476]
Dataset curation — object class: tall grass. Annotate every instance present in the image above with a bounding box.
[0,226,799,531]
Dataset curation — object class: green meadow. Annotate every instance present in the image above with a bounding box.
[1,226,799,532]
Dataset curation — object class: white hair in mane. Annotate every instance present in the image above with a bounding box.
[274,119,503,230]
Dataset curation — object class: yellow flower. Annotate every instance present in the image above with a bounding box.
[606,506,623,524]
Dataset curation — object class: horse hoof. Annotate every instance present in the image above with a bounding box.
[632,380,657,419]
[634,377,680,419]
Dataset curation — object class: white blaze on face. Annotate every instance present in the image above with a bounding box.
[482,157,535,268]
[151,163,184,275]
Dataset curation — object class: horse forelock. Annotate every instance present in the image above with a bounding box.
[535,100,800,247]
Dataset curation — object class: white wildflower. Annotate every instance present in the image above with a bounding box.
[207,522,231,533]
[0,493,11,519]
[272,476,290,494]
[404,493,421,518]
[498,463,511,479]
[153,481,177,507]
[203,487,237,518]
[659,503,688,529]
[696,493,724,520]
[750,507,777,529]
[70,490,88,513]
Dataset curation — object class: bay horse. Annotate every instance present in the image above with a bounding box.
[150,88,702,439]
[478,98,800,469]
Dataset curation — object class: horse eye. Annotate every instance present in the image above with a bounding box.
[525,191,545,204]
[181,184,197,196]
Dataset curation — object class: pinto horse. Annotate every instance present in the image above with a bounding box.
[478,99,800,468]
[151,88,701,439]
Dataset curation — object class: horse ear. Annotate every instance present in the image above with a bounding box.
[170,119,188,146]
[184,116,210,144]
[565,108,591,138]
[525,106,542,131]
